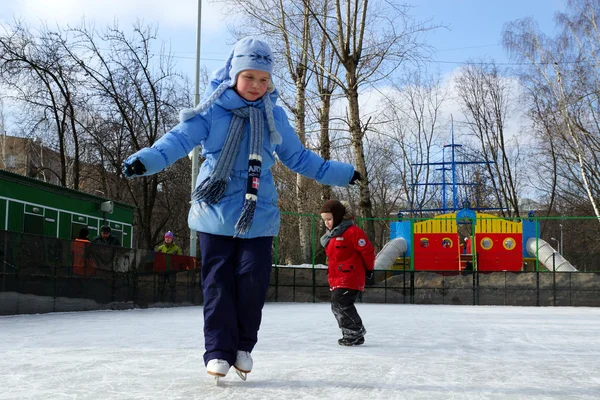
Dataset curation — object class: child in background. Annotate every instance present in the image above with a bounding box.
[320,199,375,346]
[155,231,183,255]
[123,37,360,380]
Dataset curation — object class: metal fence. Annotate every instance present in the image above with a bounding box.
[267,267,600,307]
[2,212,600,315]
[0,230,202,315]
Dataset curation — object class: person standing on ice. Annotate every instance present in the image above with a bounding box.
[155,231,183,255]
[320,200,375,346]
[122,37,361,380]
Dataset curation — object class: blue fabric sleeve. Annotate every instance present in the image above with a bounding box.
[274,108,354,186]
[124,113,210,176]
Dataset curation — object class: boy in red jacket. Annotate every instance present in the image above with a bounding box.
[320,199,375,346]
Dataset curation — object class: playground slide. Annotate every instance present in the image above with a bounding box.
[375,237,408,270]
[525,238,577,271]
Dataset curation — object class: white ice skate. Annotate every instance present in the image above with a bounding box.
[207,359,230,385]
[233,351,253,381]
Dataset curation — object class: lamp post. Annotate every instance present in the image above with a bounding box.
[559,223,563,255]
[190,0,202,257]
[550,237,561,255]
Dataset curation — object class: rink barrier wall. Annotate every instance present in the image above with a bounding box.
[0,230,202,315]
[267,267,600,306]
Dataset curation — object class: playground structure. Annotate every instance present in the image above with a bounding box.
[378,118,576,273]
[382,208,576,272]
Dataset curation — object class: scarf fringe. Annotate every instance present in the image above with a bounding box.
[234,199,257,236]
[192,177,228,204]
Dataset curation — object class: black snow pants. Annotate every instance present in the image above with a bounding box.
[331,288,366,341]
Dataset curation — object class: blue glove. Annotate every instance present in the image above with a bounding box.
[123,158,146,178]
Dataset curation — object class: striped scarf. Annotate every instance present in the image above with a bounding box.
[191,106,263,236]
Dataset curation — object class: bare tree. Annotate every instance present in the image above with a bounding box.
[299,0,439,240]
[375,71,447,217]
[503,1,600,221]
[0,18,198,250]
[309,0,342,204]
[58,21,189,248]
[0,21,86,188]
[221,0,440,248]
[277,4,314,262]
[456,62,523,217]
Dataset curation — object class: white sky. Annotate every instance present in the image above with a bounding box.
[1,303,599,399]
[0,0,567,72]
[1,0,224,32]
[0,0,555,144]
[0,0,234,77]
[12,0,201,29]
[0,0,562,202]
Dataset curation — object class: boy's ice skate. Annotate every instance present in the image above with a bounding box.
[233,350,253,381]
[207,359,230,385]
[338,336,365,346]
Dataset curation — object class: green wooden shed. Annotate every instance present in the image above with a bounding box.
[0,169,135,247]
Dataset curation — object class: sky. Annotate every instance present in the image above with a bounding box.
[0,0,568,176]
[1,302,600,399]
[410,0,565,71]
[0,0,567,86]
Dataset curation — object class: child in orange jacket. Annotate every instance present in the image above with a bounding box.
[320,199,375,346]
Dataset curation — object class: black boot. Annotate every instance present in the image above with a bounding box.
[338,336,365,346]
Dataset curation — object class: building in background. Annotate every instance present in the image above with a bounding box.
[0,135,62,185]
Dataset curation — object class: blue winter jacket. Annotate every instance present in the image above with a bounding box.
[124,81,354,238]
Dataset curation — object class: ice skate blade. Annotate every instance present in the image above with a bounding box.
[208,370,226,386]
[207,371,227,377]
[235,369,248,381]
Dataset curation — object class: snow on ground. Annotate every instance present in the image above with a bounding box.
[1,303,600,400]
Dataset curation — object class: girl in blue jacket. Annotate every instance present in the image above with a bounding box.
[123,37,360,381]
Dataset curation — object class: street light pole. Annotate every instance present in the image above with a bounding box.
[550,237,560,255]
[190,0,202,257]
[559,223,563,255]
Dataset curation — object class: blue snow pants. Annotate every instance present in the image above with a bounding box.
[199,233,273,366]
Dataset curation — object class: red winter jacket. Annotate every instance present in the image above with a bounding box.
[324,224,375,291]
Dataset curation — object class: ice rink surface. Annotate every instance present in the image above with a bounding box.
[1,303,600,400]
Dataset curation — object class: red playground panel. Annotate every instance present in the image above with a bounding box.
[475,233,522,272]
[413,233,461,271]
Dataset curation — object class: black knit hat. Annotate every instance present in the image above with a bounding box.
[78,228,89,239]
[100,225,111,233]
[319,199,346,228]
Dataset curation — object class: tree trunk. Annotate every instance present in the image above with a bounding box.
[295,62,312,262]
[346,81,375,240]
[319,91,333,202]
